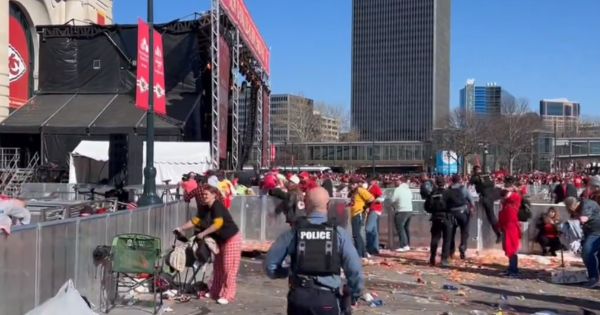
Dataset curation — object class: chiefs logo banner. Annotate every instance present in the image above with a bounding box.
[8,15,31,109]
[136,19,166,115]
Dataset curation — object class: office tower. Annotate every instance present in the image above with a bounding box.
[540,98,581,137]
[459,79,515,116]
[351,0,450,141]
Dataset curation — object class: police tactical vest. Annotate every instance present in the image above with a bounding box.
[294,218,341,276]
[445,186,467,209]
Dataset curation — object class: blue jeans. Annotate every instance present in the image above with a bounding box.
[365,212,380,255]
[351,215,365,258]
[582,234,600,280]
[508,254,518,274]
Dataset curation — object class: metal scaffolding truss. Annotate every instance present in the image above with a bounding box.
[210,0,220,170]
[212,0,270,170]
[255,85,263,167]
[231,29,240,170]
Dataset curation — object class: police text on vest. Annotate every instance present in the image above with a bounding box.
[299,231,331,240]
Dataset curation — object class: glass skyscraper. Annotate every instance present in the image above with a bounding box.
[351,0,451,141]
[459,79,514,116]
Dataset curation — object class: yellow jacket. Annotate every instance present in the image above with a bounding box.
[350,187,374,217]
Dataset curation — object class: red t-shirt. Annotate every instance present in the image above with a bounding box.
[368,184,383,214]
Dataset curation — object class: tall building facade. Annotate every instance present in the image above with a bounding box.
[240,93,340,145]
[0,0,113,120]
[459,79,515,116]
[351,0,450,141]
[539,98,580,137]
[313,110,340,142]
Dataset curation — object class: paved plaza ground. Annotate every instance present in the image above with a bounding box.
[111,249,600,315]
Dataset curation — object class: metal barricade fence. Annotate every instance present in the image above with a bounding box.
[0,201,191,315]
[0,195,568,314]
[231,192,566,255]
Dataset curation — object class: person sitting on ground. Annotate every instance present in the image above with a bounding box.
[536,207,562,256]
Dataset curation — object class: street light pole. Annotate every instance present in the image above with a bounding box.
[138,0,162,206]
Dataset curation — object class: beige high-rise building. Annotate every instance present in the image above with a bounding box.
[0,0,113,120]
[313,110,340,142]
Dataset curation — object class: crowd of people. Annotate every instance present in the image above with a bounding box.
[174,167,600,314]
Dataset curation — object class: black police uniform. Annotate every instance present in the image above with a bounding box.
[289,218,345,315]
[470,173,502,240]
[425,187,453,266]
[444,185,470,259]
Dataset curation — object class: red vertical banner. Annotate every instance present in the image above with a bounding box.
[8,15,31,109]
[218,36,231,161]
[136,19,150,111]
[153,31,166,115]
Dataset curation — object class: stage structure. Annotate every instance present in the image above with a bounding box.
[211,0,271,170]
[0,0,270,187]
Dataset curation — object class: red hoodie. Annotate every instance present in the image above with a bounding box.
[368,183,383,215]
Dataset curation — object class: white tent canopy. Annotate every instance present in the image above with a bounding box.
[68,141,211,184]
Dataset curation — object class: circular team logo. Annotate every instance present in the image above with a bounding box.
[8,44,26,83]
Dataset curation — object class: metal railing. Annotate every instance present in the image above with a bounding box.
[0,201,191,315]
[229,192,568,255]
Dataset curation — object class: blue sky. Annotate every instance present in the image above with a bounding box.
[115,0,600,117]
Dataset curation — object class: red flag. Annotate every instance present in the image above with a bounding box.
[153,31,166,115]
[136,19,150,111]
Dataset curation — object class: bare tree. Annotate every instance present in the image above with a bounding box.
[491,98,542,174]
[434,108,486,174]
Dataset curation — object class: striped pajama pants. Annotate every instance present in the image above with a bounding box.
[210,232,242,300]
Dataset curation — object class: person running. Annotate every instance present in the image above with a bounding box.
[425,177,453,267]
[366,179,384,256]
[446,174,475,260]
[349,178,374,258]
[498,176,522,278]
[470,165,503,243]
[264,187,364,315]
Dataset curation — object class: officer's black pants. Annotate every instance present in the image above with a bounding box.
[430,216,453,262]
[481,196,501,238]
[450,210,470,256]
[288,287,340,315]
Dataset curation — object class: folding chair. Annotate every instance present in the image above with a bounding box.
[107,233,162,314]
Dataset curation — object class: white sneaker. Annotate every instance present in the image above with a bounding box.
[217,298,229,305]
[395,246,410,252]
[204,292,211,298]
[366,253,372,258]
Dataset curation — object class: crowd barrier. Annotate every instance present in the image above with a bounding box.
[0,192,569,315]
[0,201,191,315]
[229,191,567,255]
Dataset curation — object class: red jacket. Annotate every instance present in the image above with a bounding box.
[368,184,383,215]
[498,192,522,257]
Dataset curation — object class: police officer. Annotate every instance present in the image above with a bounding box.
[446,174,475,260]
[265,187,364,315]
[470,165,502,243]
[425,177,453,267]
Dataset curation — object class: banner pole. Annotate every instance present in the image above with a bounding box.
[138,0,162,206]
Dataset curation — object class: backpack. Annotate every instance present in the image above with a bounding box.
[425,190,446,214]
[518,197,532,222]
[294,218,341,276]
